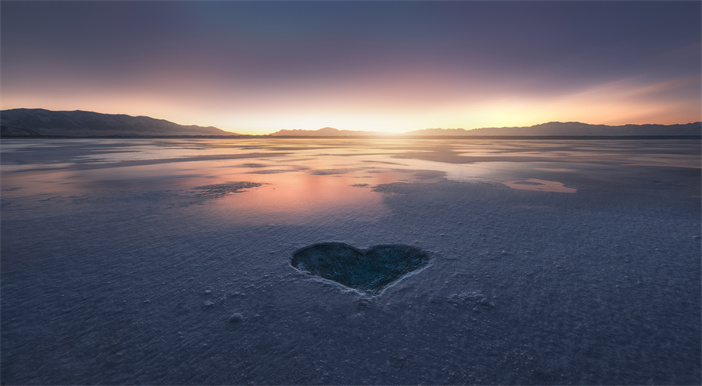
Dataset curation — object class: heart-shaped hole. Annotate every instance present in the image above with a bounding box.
[291,242,430,294]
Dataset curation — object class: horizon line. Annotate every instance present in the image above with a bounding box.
[2,107,700,136]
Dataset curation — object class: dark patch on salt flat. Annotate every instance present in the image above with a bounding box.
[309,168,359,175]
[512,180,544,186]
[291,242,429,295]
[193,181,262,198]
[247,169,293,174]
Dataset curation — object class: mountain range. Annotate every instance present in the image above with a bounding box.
[271,122,700,137]
[410,122,701,137]
[269,127,382,137]
[1,108,238,137]
[1,108,699,137]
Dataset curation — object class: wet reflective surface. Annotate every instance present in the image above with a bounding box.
[2,137,699,223]
[1,137,700,385]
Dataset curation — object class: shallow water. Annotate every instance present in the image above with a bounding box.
[2,137,700,384]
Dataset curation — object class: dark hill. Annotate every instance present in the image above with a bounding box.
[411,121,701,137]
[1,108,237,137]
[270,127,380,137]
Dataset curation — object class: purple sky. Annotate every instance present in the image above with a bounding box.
[2,1,700,134]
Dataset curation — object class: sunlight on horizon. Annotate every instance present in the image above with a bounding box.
[3,79,699,135]
[2,1,699,135]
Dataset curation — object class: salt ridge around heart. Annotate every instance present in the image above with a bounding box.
[291,242,430,295]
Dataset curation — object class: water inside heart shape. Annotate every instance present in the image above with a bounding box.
[291,242,430,295]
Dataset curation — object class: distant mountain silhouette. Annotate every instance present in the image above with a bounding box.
[2,109,699,137]
[270,122,700,137]
[411,122,701,136]
[270,127,385,137]
[1,108,238,137]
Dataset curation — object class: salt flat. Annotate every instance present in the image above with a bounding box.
[1,137,700,384]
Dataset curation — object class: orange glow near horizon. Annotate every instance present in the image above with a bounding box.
[3,1,700,135]
[2,64,699,135]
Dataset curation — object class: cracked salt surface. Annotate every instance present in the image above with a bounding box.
[1,138,700,384]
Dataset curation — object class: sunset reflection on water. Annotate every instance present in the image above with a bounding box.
[202,172,392,225]
[1,137,699,224]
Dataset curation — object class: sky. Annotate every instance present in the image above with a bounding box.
[2,1,700,135]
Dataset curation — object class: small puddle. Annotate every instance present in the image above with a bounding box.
[502,178,576,193]
[291,242,430,295]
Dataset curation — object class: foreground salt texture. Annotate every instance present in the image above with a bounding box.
[1,138,700,384]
